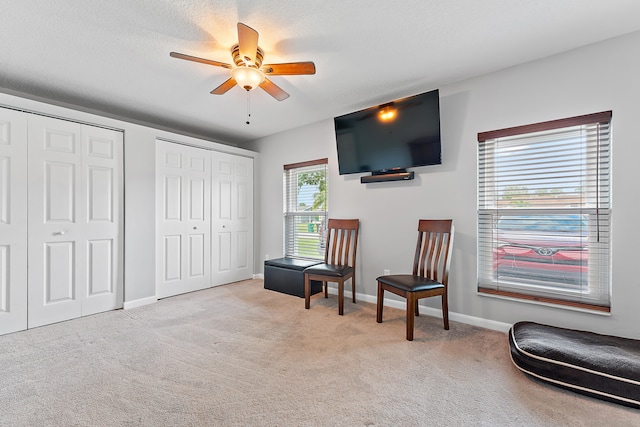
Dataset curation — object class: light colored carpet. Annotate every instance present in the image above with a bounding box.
[0,279,637,426]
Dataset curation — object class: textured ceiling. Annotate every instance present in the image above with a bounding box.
[2,0,640,145]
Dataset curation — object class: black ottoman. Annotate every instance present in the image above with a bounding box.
[509,321,640,408]
[264,257,323,298]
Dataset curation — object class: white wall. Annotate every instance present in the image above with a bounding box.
[0,91,257,306]
[243,30,640,339]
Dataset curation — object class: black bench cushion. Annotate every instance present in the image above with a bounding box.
[265,257,322,271]
[509,321,640,408]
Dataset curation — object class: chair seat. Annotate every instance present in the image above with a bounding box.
[377,274,444,292]
[304,263,353,278]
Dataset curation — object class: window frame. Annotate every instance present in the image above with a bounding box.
[283,158,329,261]
[477,111,612,312]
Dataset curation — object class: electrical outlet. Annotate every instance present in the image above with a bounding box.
[265,254,270,261]
[383,269,390,275]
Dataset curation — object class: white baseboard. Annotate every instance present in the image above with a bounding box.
[123,296,157,310]
[327,288,511,333]
[253,273,264,280]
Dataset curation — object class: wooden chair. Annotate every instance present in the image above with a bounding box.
[304,218,359,315]
[376,219,454,341]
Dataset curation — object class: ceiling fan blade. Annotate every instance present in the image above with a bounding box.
[237,22,259,65]
[170,52,232,69]
[262,62,316,75]
[259,78,290,101]
[210,78,237,95]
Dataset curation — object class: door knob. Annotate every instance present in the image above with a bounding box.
[193,227,197,230]
[53,231,65,236]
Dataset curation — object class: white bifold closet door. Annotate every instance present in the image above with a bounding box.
[211,151,253,286]
[0,109,28,335]
[156,141,253,299]
[27,115,123,328]
[156,141,212,298]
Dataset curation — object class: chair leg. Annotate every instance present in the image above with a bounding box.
[304,274,311,309]
[442,292,449,330]
[415,299,420,317]
[351,274,356,303]
[324,281,328,298]
[406,292,415,341]
[338,280,344,315]
[376,283,384,323]
[351,276,356,304]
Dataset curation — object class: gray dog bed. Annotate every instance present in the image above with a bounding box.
[509,321,640,408]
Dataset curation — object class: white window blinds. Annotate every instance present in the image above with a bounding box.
[477,111,611,311]
[284,159,328,260]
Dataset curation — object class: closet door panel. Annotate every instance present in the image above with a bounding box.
[156,141,211,298]
[88,239,113,295]
[45,161,76,222]
[164,235,182,281]
[0,109,28,335]
[44,241,75,302]
[27,116,83,327]
[81,125,123,316]
[211,152,253,286]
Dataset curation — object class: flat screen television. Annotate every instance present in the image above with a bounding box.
[334,89,441,176]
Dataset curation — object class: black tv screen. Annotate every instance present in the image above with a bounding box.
[334,89,441,175]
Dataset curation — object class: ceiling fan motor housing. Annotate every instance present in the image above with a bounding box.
[231,44,264,68]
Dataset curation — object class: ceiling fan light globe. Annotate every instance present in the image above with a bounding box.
[231,67,264,91]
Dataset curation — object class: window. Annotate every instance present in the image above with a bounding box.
[477,111,611,311]
[284,158,328,260]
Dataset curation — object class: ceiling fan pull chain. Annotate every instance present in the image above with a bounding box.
[246,90,251,125]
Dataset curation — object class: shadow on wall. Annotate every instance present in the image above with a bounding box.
[438,89,470,174]
[447,230,478,315]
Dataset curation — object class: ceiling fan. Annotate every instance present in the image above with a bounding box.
[170,22,316,101]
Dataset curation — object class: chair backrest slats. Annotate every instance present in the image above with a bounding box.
[343,229,352,265]
[413,220,454,285]
[325,218,359,268]
[332,231,338,264]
